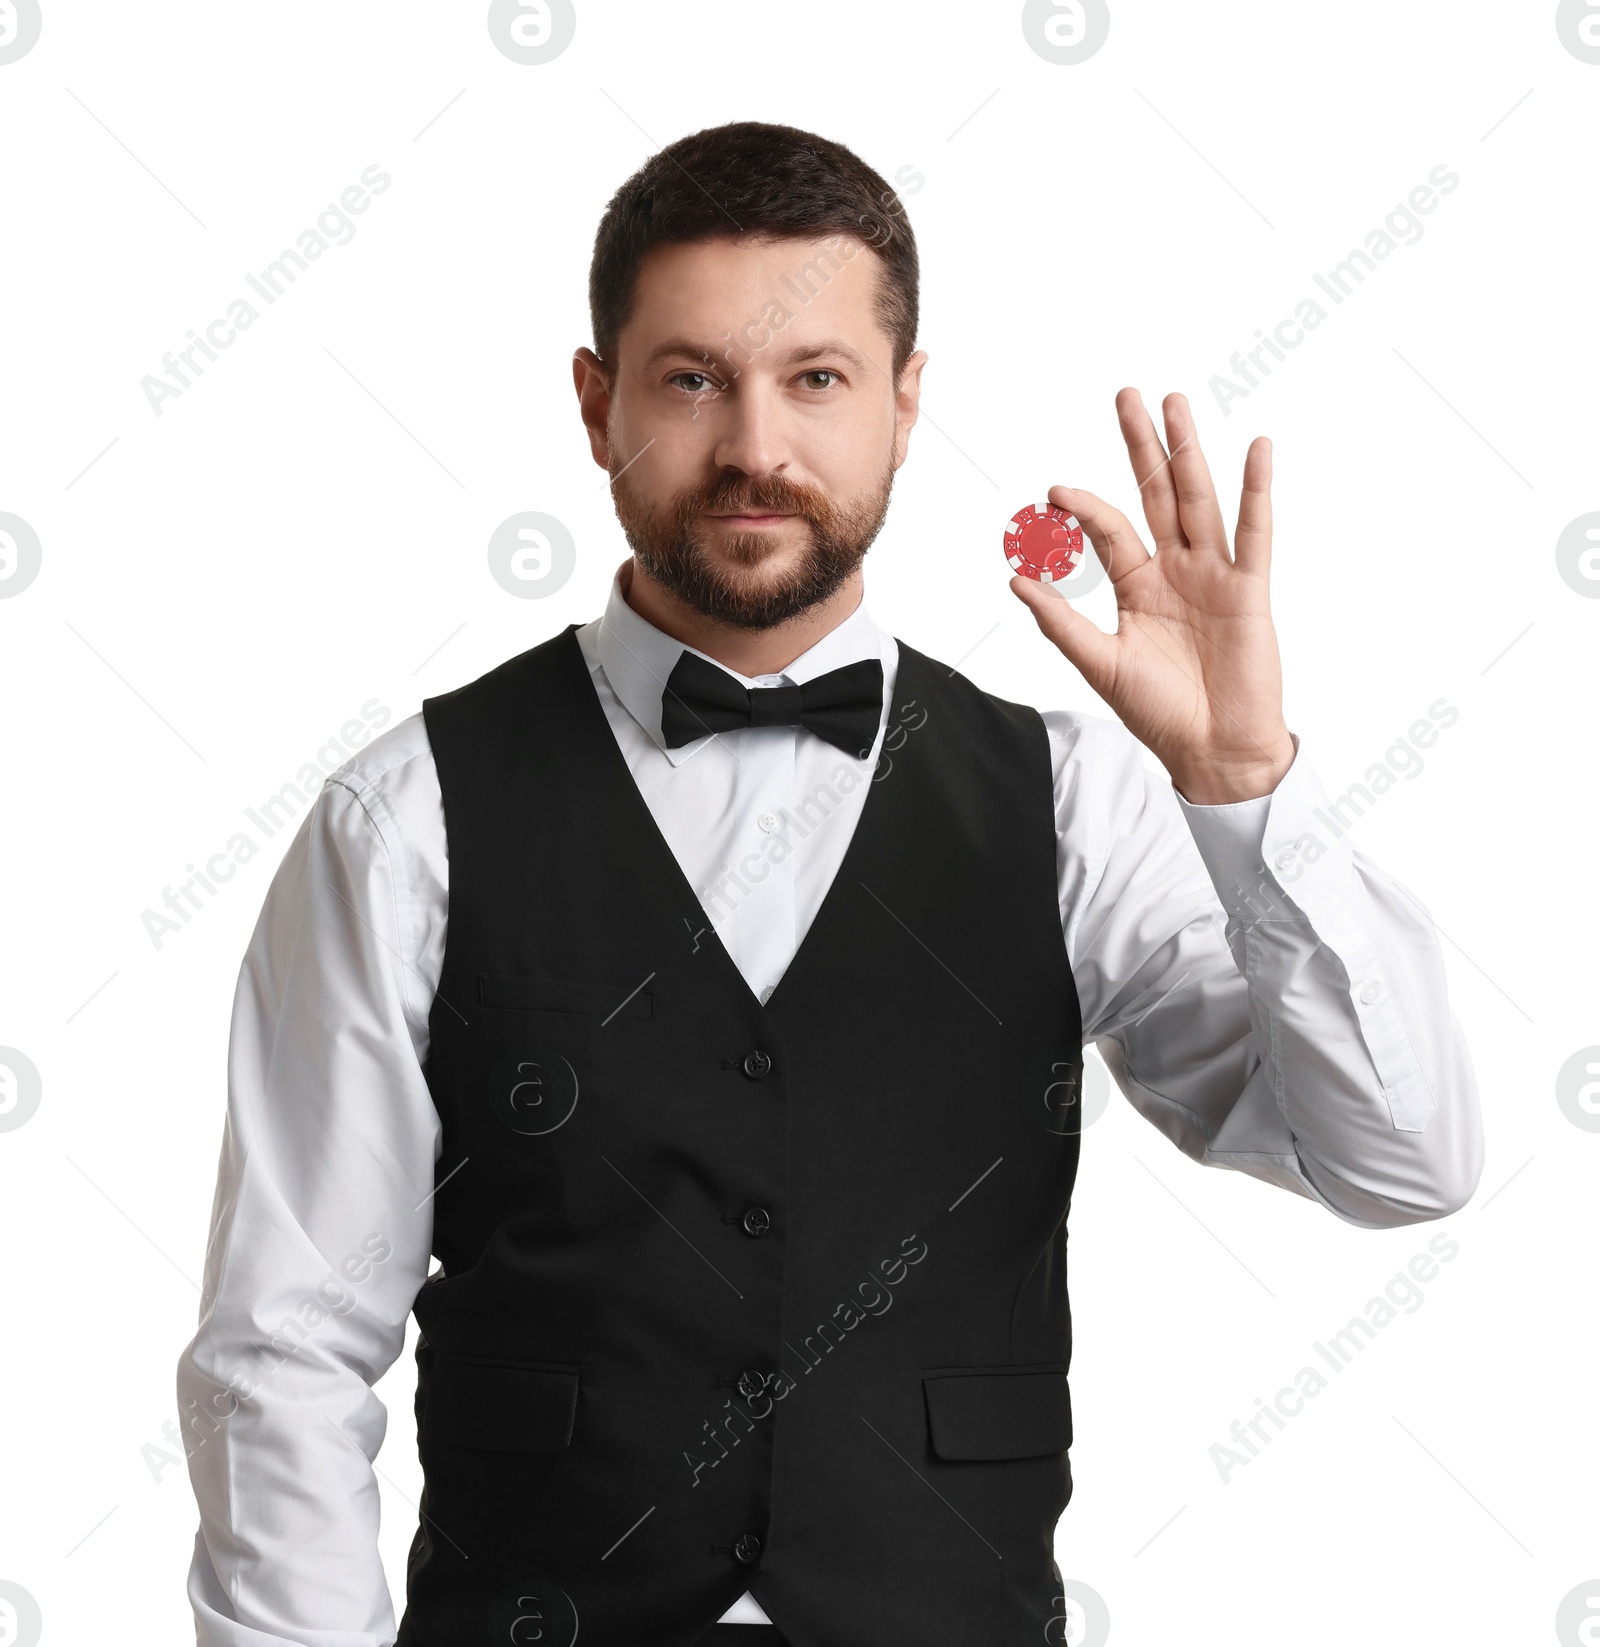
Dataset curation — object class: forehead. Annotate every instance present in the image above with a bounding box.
[619,234,890,367]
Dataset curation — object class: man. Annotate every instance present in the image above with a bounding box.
[177,121,1483,1647]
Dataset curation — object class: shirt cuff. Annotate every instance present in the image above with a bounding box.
[1174,732,1354,925]
[1174,732,1437,1130]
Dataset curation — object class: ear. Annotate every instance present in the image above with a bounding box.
[892,348,928,470]
[572,347,612,471]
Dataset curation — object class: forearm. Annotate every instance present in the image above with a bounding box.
[1064,713,1484,1227]
[177,780,440,1643]
[1174,739,1485,1223]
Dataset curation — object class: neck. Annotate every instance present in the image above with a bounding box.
[619,557,865,678]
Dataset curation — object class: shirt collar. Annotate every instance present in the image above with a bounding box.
[595,559,891,767]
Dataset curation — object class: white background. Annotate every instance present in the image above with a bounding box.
[1,2,1596,1643]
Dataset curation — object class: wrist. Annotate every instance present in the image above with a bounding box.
[1168,735,1296,806]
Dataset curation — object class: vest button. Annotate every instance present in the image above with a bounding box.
[742,1049,772,1080]
[736,1369,766,1399]
[732,1532,763,1564]
[741,1206,771,1237]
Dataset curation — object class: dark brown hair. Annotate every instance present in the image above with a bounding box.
[588,121,919,382]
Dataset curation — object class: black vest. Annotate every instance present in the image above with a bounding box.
[398,625,1085,1647]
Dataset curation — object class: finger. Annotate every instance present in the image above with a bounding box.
[1114,386,1186,552]
[1161,393,1230,557]
[1045,484,1151,585]
[1009,575,1120,701]
[1234,436,1273,578]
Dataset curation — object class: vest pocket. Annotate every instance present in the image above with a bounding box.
[478,972,656,1021]
[423,1356,582,1454]
[920,1364,1072,1460]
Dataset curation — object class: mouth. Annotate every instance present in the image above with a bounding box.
[705,511,796,529]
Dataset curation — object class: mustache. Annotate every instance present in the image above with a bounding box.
[689,474,826,518]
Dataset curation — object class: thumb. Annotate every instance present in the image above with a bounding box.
[1010,575,1119,697]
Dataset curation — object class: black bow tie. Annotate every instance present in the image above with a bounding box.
[660,649,884,758]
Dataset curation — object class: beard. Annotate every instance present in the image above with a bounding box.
[608,444,897,631]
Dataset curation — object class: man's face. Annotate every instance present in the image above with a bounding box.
[577,234,925,630]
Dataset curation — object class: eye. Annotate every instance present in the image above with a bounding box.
[799,370,840,390]
[669,371,719,396]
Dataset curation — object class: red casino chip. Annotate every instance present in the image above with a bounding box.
[1003,502,1084,584]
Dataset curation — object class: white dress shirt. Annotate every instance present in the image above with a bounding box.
[177,561,1484,1643]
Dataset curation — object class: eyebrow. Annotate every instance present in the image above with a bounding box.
[640,336,873,374]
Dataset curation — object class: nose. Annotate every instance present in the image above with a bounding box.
[711,380,791,479]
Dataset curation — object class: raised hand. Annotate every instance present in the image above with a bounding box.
[1011,388,1297,805]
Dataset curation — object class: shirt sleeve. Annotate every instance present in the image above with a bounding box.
[175,772,440,1646]
[1051,711,1484,1229]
